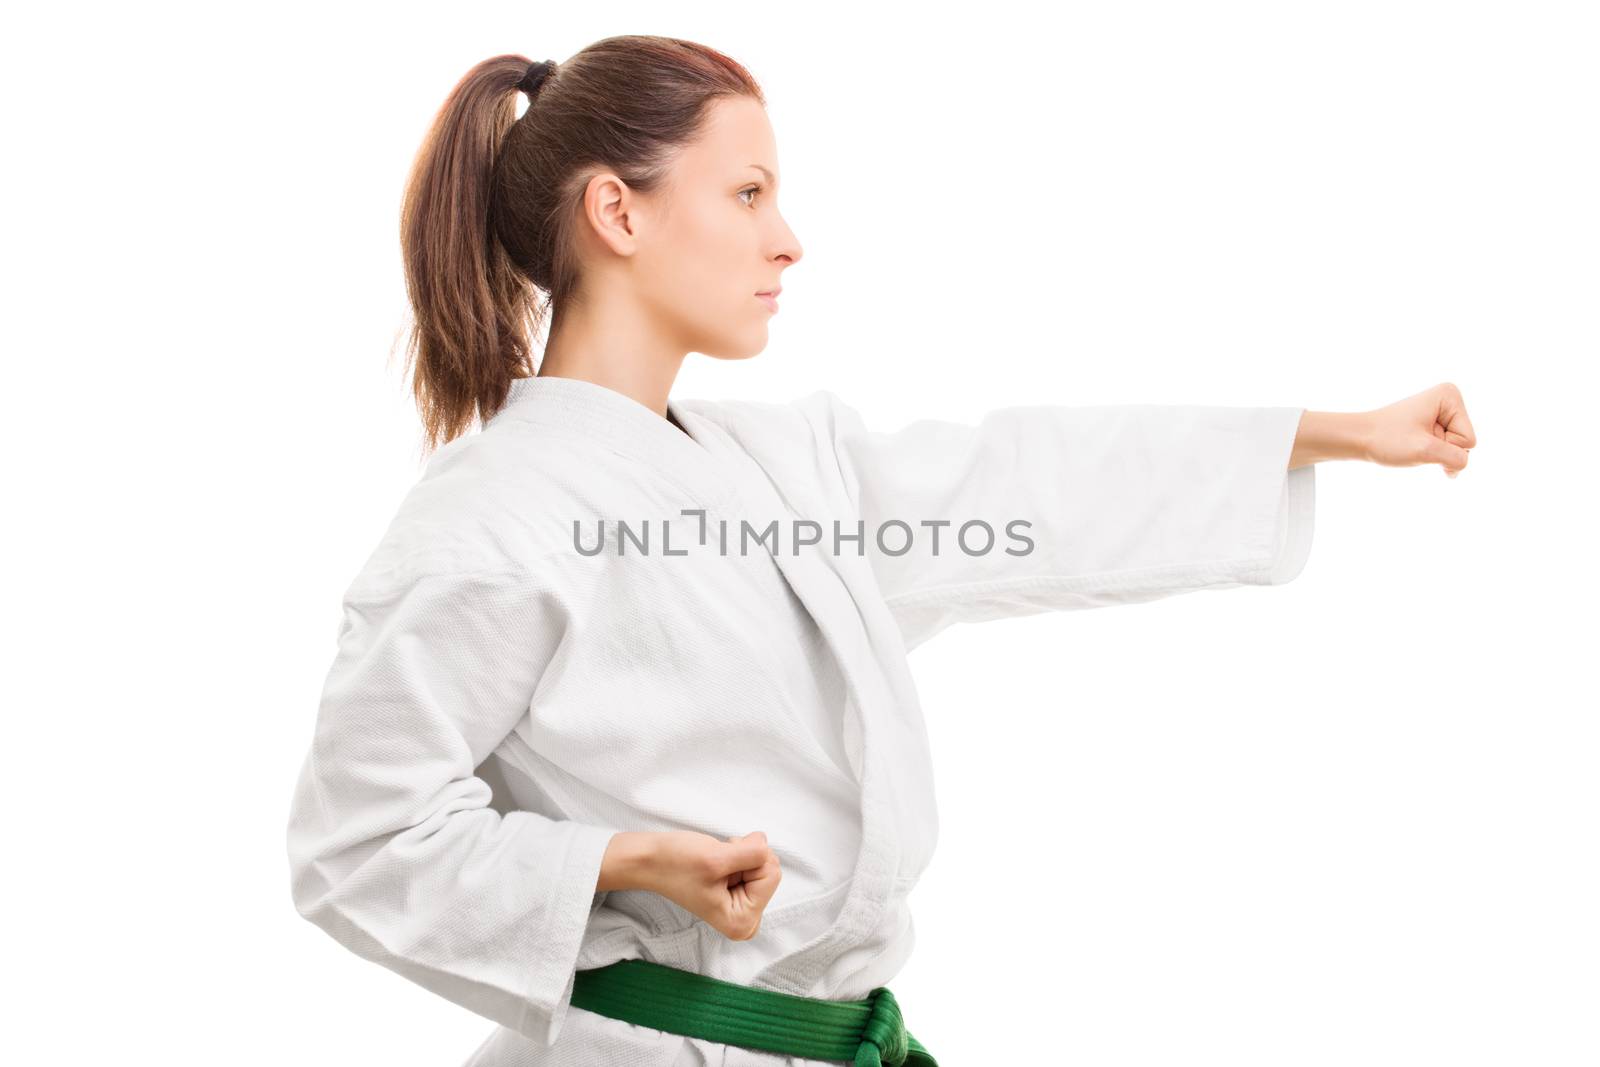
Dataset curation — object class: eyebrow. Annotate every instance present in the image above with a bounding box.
[747,164,778,187]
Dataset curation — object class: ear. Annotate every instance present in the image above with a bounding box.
[579,170,641,257]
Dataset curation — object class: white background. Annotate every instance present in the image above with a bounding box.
[6,2,1596,1064]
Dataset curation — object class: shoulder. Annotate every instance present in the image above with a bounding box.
[340,419,612,597]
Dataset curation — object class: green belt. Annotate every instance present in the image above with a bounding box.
[570,958,939,1066]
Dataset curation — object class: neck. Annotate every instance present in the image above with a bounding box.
[537,292,688,419]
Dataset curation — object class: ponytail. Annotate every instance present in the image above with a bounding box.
[399,54,539,454]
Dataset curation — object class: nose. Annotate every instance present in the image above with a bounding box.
[773,218,802,268]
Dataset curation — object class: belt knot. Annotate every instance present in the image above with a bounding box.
[853,986,908,1066]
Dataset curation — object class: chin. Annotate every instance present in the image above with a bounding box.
[698,331,769,361]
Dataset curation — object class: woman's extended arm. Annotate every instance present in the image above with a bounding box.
[797,391,1316,649]
[1289,411,1371,468]
[1290,382,1477,474]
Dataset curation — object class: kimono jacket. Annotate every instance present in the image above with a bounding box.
[285,373,1315,1066]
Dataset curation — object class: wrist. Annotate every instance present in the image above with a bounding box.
[597,831,663,893]
[1349,410,1377,463]
[1291,410,1372,467]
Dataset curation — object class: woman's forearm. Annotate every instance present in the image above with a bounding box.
[593,829,786,943]
[597,831,664,892]
[1289,410,1372,469]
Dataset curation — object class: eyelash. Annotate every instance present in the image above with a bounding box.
[738,185,762,208]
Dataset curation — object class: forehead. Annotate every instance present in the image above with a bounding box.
[677,96,779,179]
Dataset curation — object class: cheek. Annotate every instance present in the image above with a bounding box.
[635,205,768,350]
[655,215,750,308]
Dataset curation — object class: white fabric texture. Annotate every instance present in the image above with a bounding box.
[285,374,1315,1065]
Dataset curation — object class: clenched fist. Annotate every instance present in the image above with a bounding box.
[1363,382,1478,477]
[639,830,782,941]
[1289,381,1478,476]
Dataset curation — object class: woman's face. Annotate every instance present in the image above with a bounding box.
[627,95,803,360]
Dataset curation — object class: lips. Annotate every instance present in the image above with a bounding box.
[755,287,781,313]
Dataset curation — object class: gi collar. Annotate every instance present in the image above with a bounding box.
[487,373,737,508]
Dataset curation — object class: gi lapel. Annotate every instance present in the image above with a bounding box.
[672,404,902,996]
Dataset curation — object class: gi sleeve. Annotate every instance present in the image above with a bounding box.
[285,565,615,1050]
[812,391,1315,650]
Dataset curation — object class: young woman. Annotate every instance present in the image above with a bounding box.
[285,35,1477,1067]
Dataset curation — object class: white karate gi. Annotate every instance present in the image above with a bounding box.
[286,374,1315,1066]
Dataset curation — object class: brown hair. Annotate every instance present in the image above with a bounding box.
[396,35,765,453]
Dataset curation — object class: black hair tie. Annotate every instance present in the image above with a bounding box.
[518,59,555,99]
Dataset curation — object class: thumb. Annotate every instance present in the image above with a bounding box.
[714,833,771,876]
[1421,434,1469,475]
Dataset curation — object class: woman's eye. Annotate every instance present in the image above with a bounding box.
[738,186,760,207]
